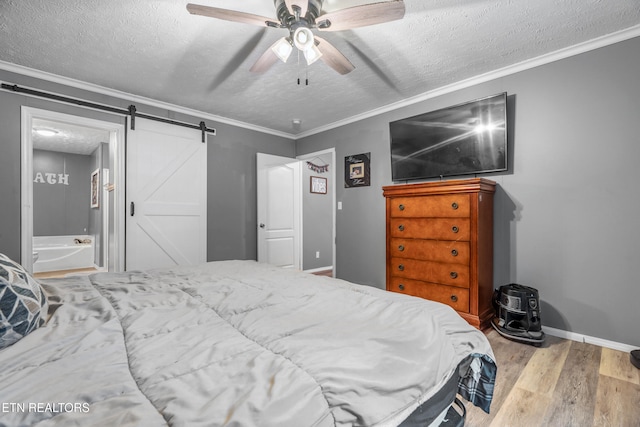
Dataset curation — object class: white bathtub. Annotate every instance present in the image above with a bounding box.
[33,235,95,273]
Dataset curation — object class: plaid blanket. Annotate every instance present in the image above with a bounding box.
[458,353,497,413]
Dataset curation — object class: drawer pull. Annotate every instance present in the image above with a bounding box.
[398,245,405,252]
[451,202,459,210]
[451,226,459,233]
[398,264,405,271]
[398,224,405,232]
[450,271,458,279]
[450,295,458,302]
[451,249,458,257]
[398,284,405,291]
[398,204,405,211]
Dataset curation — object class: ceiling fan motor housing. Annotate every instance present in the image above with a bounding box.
[274,0,323,29]
[187,0,405,75]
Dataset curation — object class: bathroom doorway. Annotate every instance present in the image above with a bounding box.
[21,107,125,275]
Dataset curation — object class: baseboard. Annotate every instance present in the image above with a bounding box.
[543,326,637,353]
[304,266,333,274]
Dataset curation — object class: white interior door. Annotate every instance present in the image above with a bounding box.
[257,153,302,269]
[126,118,207,271]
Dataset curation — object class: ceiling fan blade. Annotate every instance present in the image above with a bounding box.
[249,39,283,73]
[187,3,278,27]
[284,0,308,17]
[316,0,405,32]
[315,36,355,75]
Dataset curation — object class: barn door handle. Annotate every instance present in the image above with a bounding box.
[130,202,135,217]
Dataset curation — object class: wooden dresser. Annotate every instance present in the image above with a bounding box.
[383,178,496,329]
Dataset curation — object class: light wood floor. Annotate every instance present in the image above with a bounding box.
[465,329,640,427]
[33,267,99,279]
[311,269,334,277]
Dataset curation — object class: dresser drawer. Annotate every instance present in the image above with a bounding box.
[390,257,470,288]
[390,218,470,241]
[389,277,470,312]
[390,238,470,264]
[390,194,470,218]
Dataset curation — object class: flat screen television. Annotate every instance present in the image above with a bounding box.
[389,92,507,181]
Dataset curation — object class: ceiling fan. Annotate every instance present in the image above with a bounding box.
[186,0,406,75]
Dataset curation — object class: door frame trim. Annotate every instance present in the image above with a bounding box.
[297,148,336,277]
[20,106,126,273]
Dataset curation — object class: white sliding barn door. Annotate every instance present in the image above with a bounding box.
[257,153,302,269]
[126,118,207,271]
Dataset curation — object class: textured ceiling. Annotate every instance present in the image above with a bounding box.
[1,0,640,138]
[32,118,109,155]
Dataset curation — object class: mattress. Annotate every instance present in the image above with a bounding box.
[0,260,496,426]
[398,366,459,427]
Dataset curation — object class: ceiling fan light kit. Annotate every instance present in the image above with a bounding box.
[186,0,405,75]
[303,43,323,65]
[293,27,313,50]
[271,37,293,62]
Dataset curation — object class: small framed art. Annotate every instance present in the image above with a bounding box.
[90,168,100,208]
[344,152,370,188]
[310,176,327,194]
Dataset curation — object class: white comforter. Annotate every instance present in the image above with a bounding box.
[0,261,495,427]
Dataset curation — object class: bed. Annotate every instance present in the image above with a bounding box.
[1,256,496,426]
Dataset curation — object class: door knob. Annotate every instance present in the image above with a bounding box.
[259,223,265,228]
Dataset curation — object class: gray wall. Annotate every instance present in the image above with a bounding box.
[297,36,640,347]
[0,68,294,264]
[301,152,333,270]
[33,149,92,236]
[207,123,295,261]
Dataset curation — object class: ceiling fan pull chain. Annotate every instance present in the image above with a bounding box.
[297,49,301,85]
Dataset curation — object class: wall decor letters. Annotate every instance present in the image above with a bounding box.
[34,172,70,185]
[306,161,329,174]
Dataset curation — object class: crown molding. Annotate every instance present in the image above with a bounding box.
[3,24,639,142]
[295,25,640,139]
[0,60,296,140]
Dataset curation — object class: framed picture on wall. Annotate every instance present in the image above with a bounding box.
[310,176,327,194]
[91,168,100,208]
[344,152,371,188]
